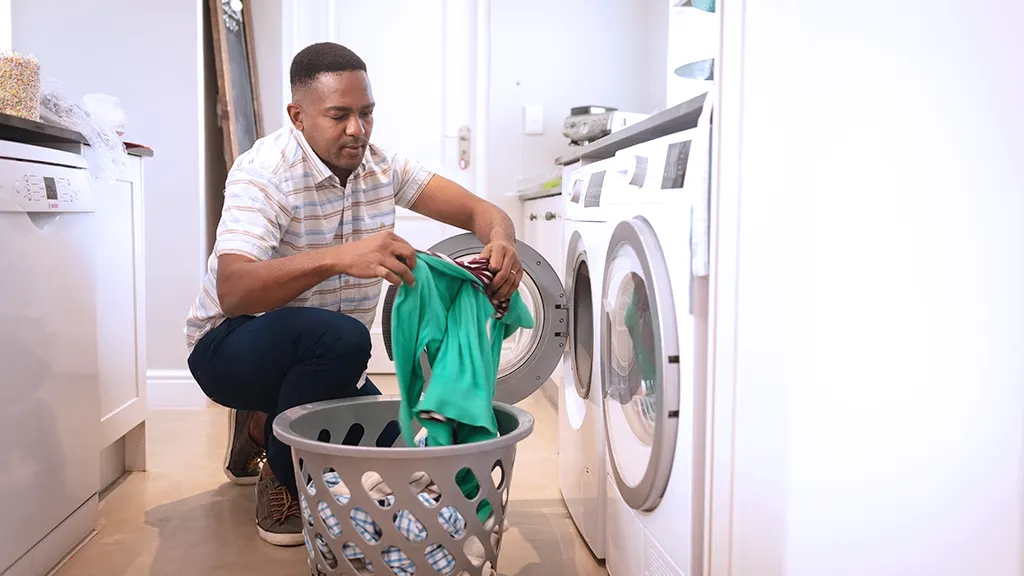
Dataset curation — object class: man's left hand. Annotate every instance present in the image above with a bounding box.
[480,240,522,300]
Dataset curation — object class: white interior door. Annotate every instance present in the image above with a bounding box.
[288,0,484,373]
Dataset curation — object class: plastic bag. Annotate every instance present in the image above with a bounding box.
[82,93,128,136]
[38,79,127,182]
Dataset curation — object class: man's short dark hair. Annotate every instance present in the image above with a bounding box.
[290,42,367,90]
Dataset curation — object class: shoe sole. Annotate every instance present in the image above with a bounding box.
[224,409,259,486]
[256,523,305,547]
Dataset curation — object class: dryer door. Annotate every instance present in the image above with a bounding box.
[381,233,567,405]
[602,217,681,512]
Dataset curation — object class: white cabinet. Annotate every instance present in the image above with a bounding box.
[91,151,149,490]
[520,193,566,396]
[521,194,566,285]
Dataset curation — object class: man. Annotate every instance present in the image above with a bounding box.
[184,42,523,546]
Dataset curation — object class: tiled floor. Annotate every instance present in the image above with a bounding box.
[56,378,606,576]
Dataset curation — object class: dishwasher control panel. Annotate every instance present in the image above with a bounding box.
[0,157,94,213]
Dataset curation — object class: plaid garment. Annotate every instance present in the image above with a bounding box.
[301,434,503,575]
[422,251,512,320]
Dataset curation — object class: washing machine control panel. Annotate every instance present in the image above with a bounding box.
[0,158,94,213]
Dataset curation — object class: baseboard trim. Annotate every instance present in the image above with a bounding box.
[147,369,211,409]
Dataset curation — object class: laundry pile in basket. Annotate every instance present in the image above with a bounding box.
[301,434,507,575]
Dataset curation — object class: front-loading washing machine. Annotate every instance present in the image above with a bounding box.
[600,121,713,576]
[558,155,622,559]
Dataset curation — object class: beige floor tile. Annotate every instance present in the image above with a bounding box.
[56,379,605,576]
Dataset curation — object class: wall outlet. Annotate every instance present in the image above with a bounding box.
[524,105,544,135]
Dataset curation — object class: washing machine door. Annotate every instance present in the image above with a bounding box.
[566,230,596,401]
[602,216,680,512]
[380,233,567,405]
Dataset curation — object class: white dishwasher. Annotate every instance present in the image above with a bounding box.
[0,141,100,575]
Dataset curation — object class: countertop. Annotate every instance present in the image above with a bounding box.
[0,112,154,157]
[555,92,708,166]
[515,189,562,202]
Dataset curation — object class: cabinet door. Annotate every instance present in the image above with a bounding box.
[534,195,566,285]
[95,157,148,448]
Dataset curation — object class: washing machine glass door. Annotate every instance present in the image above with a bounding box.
[381,233,567,405]
[566,231,595,400]
[602,217,680,512]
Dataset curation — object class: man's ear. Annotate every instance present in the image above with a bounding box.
[287,102,303,130]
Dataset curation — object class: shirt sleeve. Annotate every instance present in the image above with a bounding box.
[213,168,290,262]
[390,152,435,209]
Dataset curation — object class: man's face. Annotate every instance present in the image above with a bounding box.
[288,71,375,173]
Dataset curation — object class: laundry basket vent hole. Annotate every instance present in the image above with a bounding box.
[393,509,427,543]
[321,467,350,504]
[502,486,510,508]
[302,471,315,495]
[341,423,365,445]
[316,428,332,443]
[317,500,342,538]
[382,545,417,574]
[342,542,374,572]
[409,471,440,507]
[425,543,457,575]
[463,536,485,567]
[455,467,481,501]
[349,507,383,544]
[300,493,314,528]
[491,460,505,491]
[376,420,402,447]
[477,498,495,527]
[363,471,395,509]
[313,532,337,569]
[439,505,467,539]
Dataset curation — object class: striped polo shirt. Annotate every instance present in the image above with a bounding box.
[184,125,433,351]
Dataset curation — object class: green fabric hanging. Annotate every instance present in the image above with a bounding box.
[391,252,534,522]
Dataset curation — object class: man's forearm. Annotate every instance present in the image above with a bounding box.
[217,249,339,317]
[472,203,517,245]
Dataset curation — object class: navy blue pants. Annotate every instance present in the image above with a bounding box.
[188,307,391,495]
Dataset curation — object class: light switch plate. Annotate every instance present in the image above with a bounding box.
[524,105,544,135]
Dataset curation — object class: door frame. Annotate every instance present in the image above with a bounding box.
[704,0,742,573]
[281,0,493,374]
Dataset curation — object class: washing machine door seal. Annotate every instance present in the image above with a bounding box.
[381,233,567,405]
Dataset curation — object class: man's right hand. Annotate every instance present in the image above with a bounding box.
[335,231,418,286]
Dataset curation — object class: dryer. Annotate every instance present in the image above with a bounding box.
[558,155,622,559]
[600,122,713,576]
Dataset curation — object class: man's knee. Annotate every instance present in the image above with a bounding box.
[306,309,372,364]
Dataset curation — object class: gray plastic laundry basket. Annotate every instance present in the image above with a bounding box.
[273,395,535,576]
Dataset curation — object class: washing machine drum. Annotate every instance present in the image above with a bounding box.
[380,233,567,405]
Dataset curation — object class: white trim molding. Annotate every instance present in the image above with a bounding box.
[147,369,211,409]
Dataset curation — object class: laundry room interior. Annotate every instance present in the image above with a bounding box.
[2,0,1022,575]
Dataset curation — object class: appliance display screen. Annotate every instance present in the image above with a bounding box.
[43,177,58,200]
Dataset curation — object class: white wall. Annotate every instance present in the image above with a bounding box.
[0,0,11,51]
[711,0,1024,574]
[11,1,207,405]
[488,0,669,222]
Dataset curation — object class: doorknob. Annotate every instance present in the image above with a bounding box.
[544,211,557,221]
